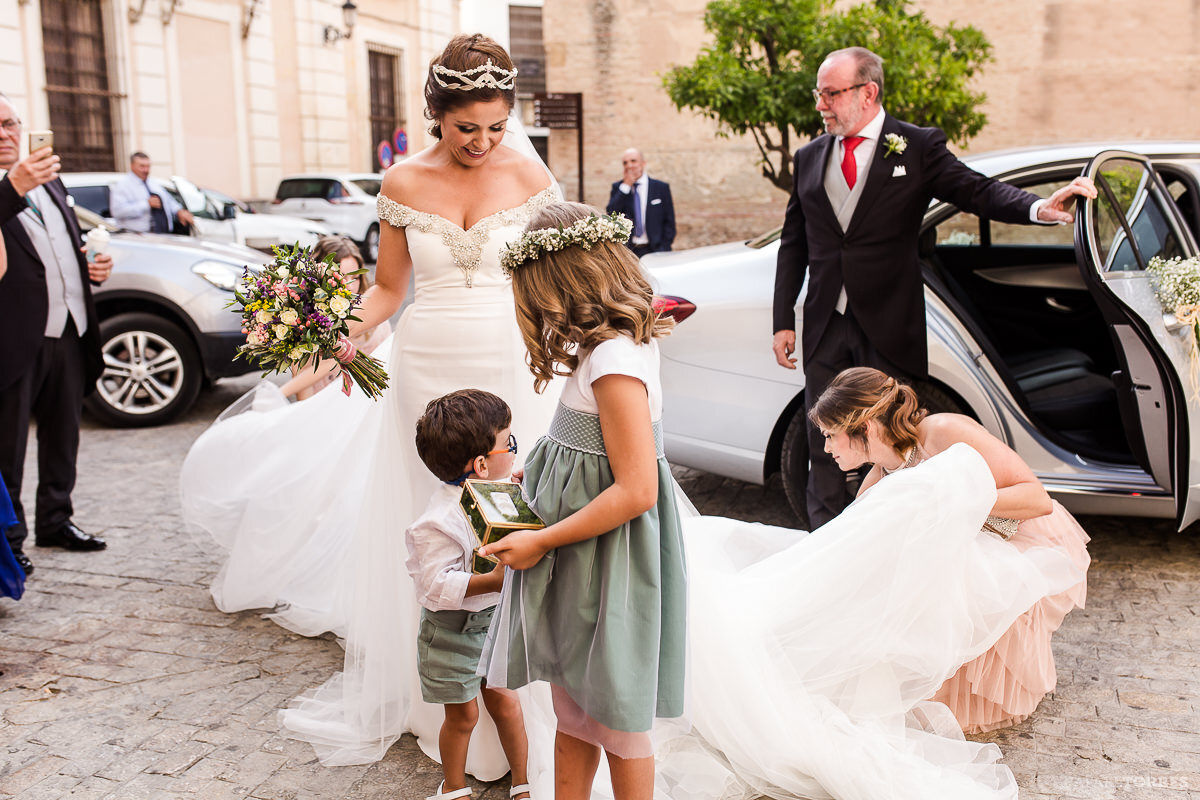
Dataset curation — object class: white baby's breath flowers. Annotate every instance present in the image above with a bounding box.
[1148,255,1200,309]
[500,213,634,276]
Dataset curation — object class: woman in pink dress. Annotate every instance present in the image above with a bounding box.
[810,366,1090,733]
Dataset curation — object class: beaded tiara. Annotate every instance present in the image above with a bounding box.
[431,59,518,91]
[500,213,633,276]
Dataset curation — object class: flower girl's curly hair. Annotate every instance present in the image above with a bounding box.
[511,201,674,393]
[808,367,927,451]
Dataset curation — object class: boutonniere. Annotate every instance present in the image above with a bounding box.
[883,133,907,159]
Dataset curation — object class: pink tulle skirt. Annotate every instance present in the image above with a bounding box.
[931,501,1090,733]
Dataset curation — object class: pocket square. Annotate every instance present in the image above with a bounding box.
[892,165,907,177]
[650,198,662,205]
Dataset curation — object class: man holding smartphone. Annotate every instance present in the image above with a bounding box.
[0,92,114,576]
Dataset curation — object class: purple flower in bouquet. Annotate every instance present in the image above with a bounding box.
[229,244,389,399]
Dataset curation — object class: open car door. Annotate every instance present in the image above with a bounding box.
[1076,151,1200,529]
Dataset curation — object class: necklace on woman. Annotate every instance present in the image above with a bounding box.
[880,446,921,476]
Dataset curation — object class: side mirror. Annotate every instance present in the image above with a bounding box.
[222,202,237,220]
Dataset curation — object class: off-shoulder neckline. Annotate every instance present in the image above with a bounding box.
[377,185,557,233]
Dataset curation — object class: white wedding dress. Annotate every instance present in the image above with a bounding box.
[182,181,1084,797]
[181,182,563,773]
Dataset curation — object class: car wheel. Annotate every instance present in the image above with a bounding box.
[780,409,812,529]
[84,312,203,428]
[360,223,380,263]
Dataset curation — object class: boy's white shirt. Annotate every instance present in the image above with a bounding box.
[405,482,501,612]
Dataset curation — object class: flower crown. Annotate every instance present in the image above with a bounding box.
[431,59,518,91]
[500,213,633,276]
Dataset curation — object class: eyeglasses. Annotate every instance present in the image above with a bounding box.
[0,119,22,134]
[811,83,867,104]
[486,433,518,457]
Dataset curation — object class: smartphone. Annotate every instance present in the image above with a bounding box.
[28,130,53,153]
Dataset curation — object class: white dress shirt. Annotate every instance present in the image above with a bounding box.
[110,171,185,233]
[405,482,501,613]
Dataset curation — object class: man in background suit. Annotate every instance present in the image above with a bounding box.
[771,47,1095,528]
[110,151,194,234]
[0,92,112,576]
[606,147,676,256]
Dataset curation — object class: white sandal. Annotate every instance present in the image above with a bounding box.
[510,784,532,800]
[427,782,473,800]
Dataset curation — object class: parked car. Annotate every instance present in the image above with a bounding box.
[647,142,1200,530]
[75,206,267,427]
[62,172,331,253]
[265,173,383,262]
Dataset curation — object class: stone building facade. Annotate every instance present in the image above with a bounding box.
[542,0,1200,249]
[0,0,459,198]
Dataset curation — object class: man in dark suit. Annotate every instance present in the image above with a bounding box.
[771,48,1095,528]
[0,93,112,575]
[606,147,676,256]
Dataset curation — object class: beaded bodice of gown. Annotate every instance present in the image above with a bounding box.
[376,186,558,293]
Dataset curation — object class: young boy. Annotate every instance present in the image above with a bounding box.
[410,389,531,800]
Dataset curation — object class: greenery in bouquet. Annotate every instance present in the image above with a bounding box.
[230,244,389,399]
[1147,254,1200,398]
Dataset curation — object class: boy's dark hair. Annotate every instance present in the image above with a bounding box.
[415,389,512,482]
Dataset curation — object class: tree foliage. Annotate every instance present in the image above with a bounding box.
[663,0,993,192]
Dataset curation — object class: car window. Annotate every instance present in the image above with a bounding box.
[67,185,111,218]
[276,179,337,200]
[350,178,382,196]
[936,178,1075,247]
[1161,171,1200,243]
[1092,157,1186,272]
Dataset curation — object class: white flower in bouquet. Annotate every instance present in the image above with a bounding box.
[279,308,300,326]
[256,309,274,324]
[247,328,267,345]
[329,295,352,316]
[277,266,290,280]
[274,324,289,340]
[289,347,305,360]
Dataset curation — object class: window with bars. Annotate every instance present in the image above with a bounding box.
[509,6,546,97]
[368,48,404,170]
[41,0,120,171]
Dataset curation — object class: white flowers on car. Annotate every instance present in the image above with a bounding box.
[329,295,352,316]
[883,133,908,159]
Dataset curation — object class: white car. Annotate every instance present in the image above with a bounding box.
[647,142,1200,529]
[62,173,331,253]
[265,173,384,262]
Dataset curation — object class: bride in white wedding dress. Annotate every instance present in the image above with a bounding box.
[181,34,561,775]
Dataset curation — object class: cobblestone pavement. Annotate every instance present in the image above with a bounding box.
[2,376,1198,799]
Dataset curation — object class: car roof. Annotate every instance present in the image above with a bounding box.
[961,140,1200,177]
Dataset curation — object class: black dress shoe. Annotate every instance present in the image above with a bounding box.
[13,552,34,575]
[35,522,107,551]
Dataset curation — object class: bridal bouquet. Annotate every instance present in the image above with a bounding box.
[230,244,389,399]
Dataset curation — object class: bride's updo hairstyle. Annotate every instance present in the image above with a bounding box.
[809,367,927,451]
[425,33,517,139]
[510,201,673,393]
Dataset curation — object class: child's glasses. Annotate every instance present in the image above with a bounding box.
[486,433,518,456]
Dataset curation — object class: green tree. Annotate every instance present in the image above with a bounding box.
[663,0,993,192]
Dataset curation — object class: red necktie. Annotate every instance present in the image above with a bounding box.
[841,136,865,189]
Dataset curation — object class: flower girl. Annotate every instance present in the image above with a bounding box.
[480,202,686,800]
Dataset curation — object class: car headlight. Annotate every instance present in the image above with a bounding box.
[192,260,247,292]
